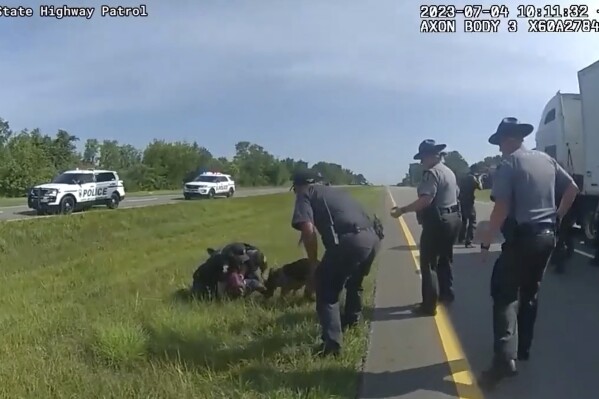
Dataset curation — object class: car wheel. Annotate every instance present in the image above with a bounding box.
[60,196,75,215]
[208,189,215,199]
[107,192,120,209]
[227,188,234,198]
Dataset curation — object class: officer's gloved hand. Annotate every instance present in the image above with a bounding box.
[390,206,403,218]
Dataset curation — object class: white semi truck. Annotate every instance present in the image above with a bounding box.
[535,60,599,243]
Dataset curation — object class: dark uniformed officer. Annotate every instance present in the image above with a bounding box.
[458,166,482,248]
[478,117,579,390]
[290,169,381,357]
[191,243,250,299]
[591,202,599,266]
[391,139,461,316]
[551,192,576,273]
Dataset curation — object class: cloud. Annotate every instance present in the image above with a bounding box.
[1,0,598,183]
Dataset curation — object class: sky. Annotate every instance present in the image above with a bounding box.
[1,0,598,184]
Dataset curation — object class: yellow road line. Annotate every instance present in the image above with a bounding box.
[387,189,485,399]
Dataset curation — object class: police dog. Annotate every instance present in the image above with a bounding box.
[263,258,316,298]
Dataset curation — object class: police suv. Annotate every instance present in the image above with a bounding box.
[28,169,126,215]
[183,172,236,200]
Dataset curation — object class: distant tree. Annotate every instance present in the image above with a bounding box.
[0,116,369,197]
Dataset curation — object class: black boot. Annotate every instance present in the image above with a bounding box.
[313,342,341,358]
[517,349,530,361]
[478,359,518,391]
[411,303,437,316]
[341,314,359,331]
[439,291,455,304]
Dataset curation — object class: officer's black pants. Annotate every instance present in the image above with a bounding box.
[459,204,477,244]
[551,215,574,270]
[315,230,379,348]
[419,212,461,312]
[490,228,555,363]
[191,279,215,300]
[594,216,599,259]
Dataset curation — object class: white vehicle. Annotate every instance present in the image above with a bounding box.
[535,59,599,243]
[183,172,236,200]
[27,169,126,215]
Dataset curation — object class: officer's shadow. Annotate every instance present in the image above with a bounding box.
[372,304,427,321]
[239,359,479,399]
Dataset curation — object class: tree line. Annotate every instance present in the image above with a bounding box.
[398,151,502,188]
[0,117,368,197]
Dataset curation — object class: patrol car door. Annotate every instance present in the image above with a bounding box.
[216,177,228,194]
[95,172,116,200]
[78,173,97,203]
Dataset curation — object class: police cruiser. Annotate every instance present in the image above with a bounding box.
[183,172,235,200]
[27,169,126,215]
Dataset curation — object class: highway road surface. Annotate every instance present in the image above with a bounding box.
[0,187,290,222]
[360,186,599,399]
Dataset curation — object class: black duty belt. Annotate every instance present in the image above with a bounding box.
[337,226,374,237]
[516,222,555,236]
[438,205,460,214]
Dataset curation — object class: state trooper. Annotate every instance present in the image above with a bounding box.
[478,117,579,390]
[391,139,461,316]
[458,166,482,248]
[290,169,382,357]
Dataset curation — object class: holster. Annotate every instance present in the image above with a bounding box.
[372,214,385,240]
[420,205,442,226]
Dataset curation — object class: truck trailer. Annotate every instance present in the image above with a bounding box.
[535,60,599,244]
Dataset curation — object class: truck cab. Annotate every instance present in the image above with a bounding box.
[535,71,599,243]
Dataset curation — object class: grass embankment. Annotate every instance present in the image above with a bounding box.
[0,186,382,398]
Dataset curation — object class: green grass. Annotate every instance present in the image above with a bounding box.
[0,186,383,398]
[476,189,491,202]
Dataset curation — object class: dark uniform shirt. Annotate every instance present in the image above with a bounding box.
[193,254,227,287]
[491,146,575,225]
[458,173,481,205]
[291,185,373,249]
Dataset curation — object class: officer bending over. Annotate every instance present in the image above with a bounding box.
[478,117,579,390]
[391,139,461,316]
[290,170,381,357]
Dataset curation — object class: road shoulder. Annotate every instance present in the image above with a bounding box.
[358,190,462,399]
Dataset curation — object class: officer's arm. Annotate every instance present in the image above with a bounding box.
[291,193,318,263]
[554,160,579,219]
[401,171,436,212]
[487,161,512,235]
[474,175,483,190]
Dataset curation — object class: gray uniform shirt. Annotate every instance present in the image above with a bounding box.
[291,185,372,249]
[491,146,574,225]
[417,162,459,208]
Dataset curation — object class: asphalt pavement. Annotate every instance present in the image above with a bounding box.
[0,187,289,222]
[360,186,599,399]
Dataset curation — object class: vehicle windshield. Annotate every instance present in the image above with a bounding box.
[193,175,219,183]
[52,173,91,184]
